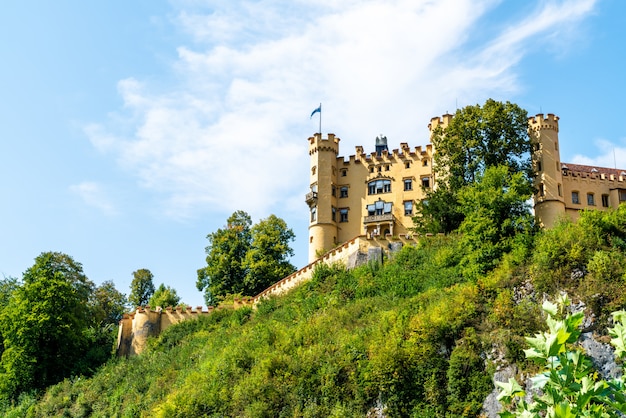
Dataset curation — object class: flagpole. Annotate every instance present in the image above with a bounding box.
[318,103,322,135]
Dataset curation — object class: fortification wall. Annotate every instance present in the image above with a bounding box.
[118,234,420,357]
[117,305,212,357]
[253,234,419,304]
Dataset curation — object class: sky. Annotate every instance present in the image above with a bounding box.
[1,0,625,307]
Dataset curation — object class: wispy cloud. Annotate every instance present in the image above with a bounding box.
[571,137,626,169]
[85,0,598,220]
[70,181,118,216]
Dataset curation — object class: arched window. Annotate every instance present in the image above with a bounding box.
[368,179,391,195]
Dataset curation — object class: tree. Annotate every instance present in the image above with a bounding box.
[244,214,296,295]
[129,268,155,308]
[91,280,128,326]
[149,283,181,308]
[197,211,252,305]
[456,165,534,279]
[197,211,295,305]
[0,252,95,399]
[414,99,532,233]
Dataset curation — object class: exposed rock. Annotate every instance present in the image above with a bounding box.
[482,364,517,418]
[580,332,621,380]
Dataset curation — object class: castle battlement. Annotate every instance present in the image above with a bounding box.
[428,113,453,133]
[528,113,559,132]
[308,133,340,155]
[117,305,214,357]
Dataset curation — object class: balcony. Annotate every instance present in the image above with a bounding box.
[363,213,394,224]
[305,191,318,206]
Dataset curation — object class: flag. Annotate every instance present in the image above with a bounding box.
[310,104,321,118]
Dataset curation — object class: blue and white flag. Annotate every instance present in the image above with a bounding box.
[310,104,321,118]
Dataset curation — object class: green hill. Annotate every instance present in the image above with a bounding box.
[5,206,626,417]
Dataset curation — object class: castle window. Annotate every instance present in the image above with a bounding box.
[367,201,392,216]
[377,166,382,172]
[339,208,348,222]
[558,184,562,197]
[385,165,390,171]
[404,201,413,216]
[621,191,626,203]
[310,206,317,222]
[572,191,580,204]
[332,185,336,197]
[587,193,595,206]
[311,166,316,175]
[405,162,411,169]
[370,167,374,173]
[555,141,558,151]
[340,186,348,198]
[331,206,337,222]
[404,179,413,191]
[423,159,428,167]
[368,179,391,195]
[602,194,609,207]
[537,161,542,172]
[341,169,347,177]
[311,184,317,193]
[539,183,545,197]
[310,236,313,243]
[421,176,431,189]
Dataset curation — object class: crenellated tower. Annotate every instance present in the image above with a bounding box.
[306,133,340,262]
[529,113,565,228]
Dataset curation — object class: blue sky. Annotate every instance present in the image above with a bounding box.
[1,0,624,306]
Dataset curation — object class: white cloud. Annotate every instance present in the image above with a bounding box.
[85,0,598,220]
[570,138,626,169]
[70,182,118,216]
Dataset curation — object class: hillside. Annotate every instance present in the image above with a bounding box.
[5,206,626,417]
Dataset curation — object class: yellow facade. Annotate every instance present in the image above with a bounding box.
[306,115,453,262]
[531,113,626,228]
[307,112,626,261]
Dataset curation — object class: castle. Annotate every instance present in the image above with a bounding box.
[120,111,626,356]
[307,112,626,261]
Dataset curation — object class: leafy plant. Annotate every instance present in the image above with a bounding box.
[497,294,626,417]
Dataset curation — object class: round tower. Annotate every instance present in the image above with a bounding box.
[529,113,565,228]
[307,133,339,262]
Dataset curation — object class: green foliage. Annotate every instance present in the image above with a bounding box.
[447,328,493,416]
[415,99,531,234]
[129,268,155,308]
[498,295,626,417]
[91,280,128,326]
[10,207,626,417]
[531,205,626,317]
[244,214,296,295]
[197,211,295,304]
[0,252,96,400]
[457,165,534,280]
[148,283,181,308]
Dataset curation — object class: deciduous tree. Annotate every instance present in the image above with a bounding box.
[0,252,95,399]
[414,99,532,233]
[91,280,128,326]
[129,268,155,308]
[197,211,295,304]
[149,283,181,308]
[197,210,252,305]
[244,214,296,296]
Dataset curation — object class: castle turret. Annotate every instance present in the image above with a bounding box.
[307,133,340,262]
[529,113,565,228]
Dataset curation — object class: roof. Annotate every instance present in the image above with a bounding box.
[561,163,626,177]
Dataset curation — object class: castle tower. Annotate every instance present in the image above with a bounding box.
[529,113,565,228]
[306,133,339,262]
